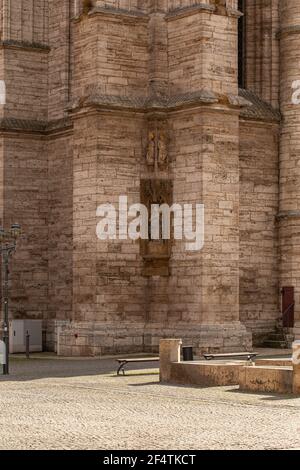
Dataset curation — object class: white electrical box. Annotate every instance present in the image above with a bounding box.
[9,320,43,353]
[0,340,6,364]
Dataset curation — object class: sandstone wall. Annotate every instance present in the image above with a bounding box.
[47,129,73,349]
[71,110,147,326]
[3,134,48,321]
[244,0,280,108]
[72,12,149,101]
[0,0,49,122]
[167,6,238,96]
[0,0,289,354]
[0,50,4,119]
[0,0,48,43]
[279,0,300,337]
[57,0,253,356]
[3,46,48,121]
[239,119,279,341]
[48,0,71,120]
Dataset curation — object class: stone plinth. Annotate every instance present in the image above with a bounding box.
[159,339,182,383]
[255,358,292,367]
[292,341,300,394]
[55,321,252,357]
[169,361,243,387]
[239,366,293,394]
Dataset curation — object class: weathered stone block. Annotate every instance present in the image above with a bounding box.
[159,339,182,383]
[239,366,293,394]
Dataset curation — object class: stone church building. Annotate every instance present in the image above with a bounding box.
[0,0,299,355]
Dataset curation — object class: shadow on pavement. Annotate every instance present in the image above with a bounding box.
[227,387,300,401]
[0,355,160,382]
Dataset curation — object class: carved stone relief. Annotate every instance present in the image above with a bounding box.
[145,127,169,170]
[140,179,173,277]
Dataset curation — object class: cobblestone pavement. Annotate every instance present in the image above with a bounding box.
[0,355,300,450]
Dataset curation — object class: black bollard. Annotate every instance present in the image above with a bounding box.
[26,332,30,359]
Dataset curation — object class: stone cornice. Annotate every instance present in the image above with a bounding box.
[166,3,242,21]
[46,118,73,134]
[0,90,279,132]
[0,117,72,134]
[73,6,149,23]
[239,89,281,123]
[68,89,251,115]
[276,25,300,39]
[0,40,50,53]
[166,3,215,21]
[73,2,241,23]
[0,118,47,133]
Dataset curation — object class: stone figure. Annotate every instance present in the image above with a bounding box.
[158,132,168,166]
[146,130,168,167]
[146,132,156,166]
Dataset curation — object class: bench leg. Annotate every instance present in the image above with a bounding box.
[117,361,127,376]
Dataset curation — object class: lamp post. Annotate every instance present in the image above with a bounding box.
[0,224,22,375]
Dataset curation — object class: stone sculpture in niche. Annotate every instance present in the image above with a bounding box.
[158,132,168,166]
[146,132,156,166]
[140,179,173,277]
[145,128,168,169]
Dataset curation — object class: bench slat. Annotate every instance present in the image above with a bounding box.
[204,352,257,360]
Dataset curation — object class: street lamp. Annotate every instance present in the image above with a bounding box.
[0,223,22,375]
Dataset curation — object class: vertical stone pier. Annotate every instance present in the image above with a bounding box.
[159,339,182,383]
[279,0,300,338]
[292,341,300,394]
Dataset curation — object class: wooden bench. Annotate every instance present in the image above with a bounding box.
[117,357,159,376]
[203,352,258,363]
